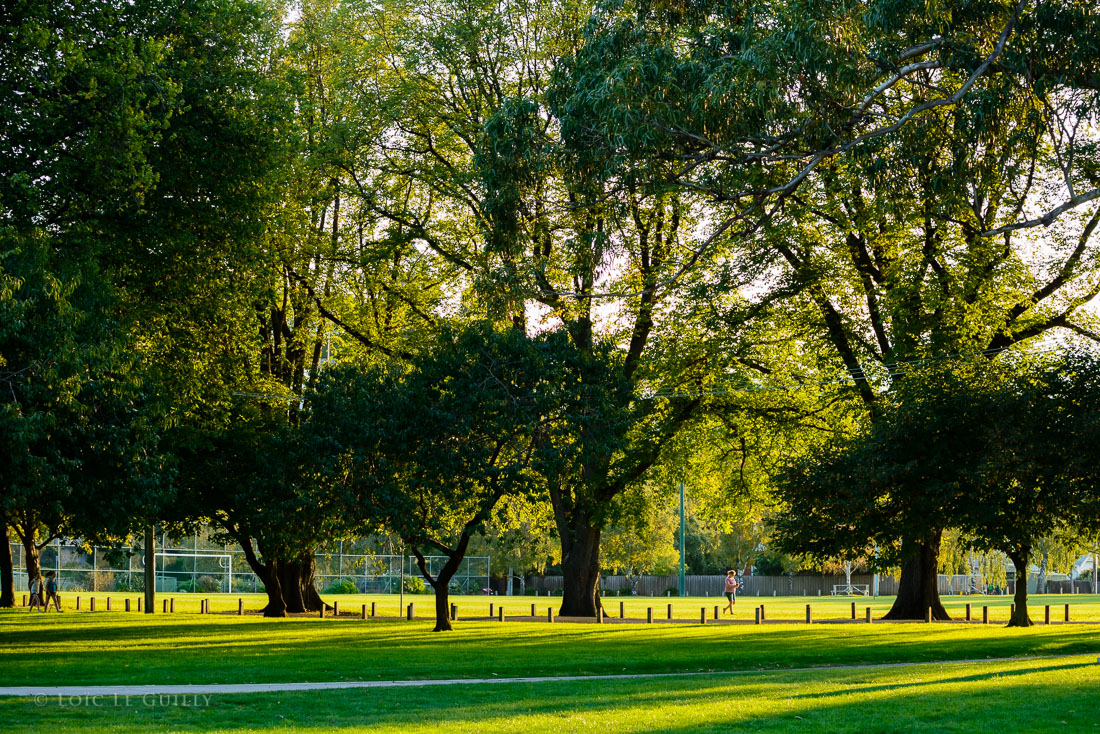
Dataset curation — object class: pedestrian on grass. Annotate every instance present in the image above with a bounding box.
[44,571,61,612]
[723,570,740,615]
[29,573,45,611]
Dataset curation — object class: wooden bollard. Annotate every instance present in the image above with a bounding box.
[238,599,244,616]
[136,598,141,612]
[334,602,340,617]
[1065,604,1070,622]
[597,607,604,624]
[318,604,324,618]
[90,598,96,612]
[620,601,625,618]
[406,603,414,621]
[361,604,367,620]
[125,599,131,612]
[714,605,719,620]
[106,597,111,611]
[805,604,812,624]
[760,604,766,621]
[370,602,376,617]
[754,607,761,624]
[162,599,167,613]
[170,598,174,613]
[646,607,653,623]
[700,607,707,624]
[1044,605,1050,624]
[497,607,504,622]
[667,603,673,620]
[851,601,856,620]
[22,594,26,607]
[925,607,932,623]
[965,603,971,621]
[865,607,872,623]
[76,597,80,610]
[451,603,457,621]
[532,603,537,617]
[983,606,989,624]
[547,607,555,623]
[489,603,495,617]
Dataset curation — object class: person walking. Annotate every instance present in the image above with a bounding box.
[28,573,45,612]
[44,571,62,612]
[723,570,740,615]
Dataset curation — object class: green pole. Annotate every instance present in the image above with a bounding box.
[679,482,686,597]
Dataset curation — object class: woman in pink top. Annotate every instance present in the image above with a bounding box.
[723,570,740,615]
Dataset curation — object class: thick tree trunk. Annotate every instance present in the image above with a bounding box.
[18,527,41,585]
[883,534,949,620]
[277,556,327,613]
[236,535,286,617]
[260,561,287,618]
[298,556,327,612]
[276,560,307,613]
[0,525,14,607]
[1007,548,1033,627]
[558,519,602,618]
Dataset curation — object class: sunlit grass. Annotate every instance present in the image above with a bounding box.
[11,590,1100,622]
[3,596,1100,688]
[1,654,1097,733]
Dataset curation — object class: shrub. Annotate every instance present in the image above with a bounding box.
[196,575,221,593]
[403,576,427,594]
[323,579,359,595]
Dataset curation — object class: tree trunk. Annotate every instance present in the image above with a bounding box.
[277,556,327,613]
[883,534,949,620]
[0,525,14,607]
[260,560,287,618]
[236,536,286,617]
[431,581,453,632]
[412,534,471,632]
[1007,547,1033,627]
[558,519,602,617]
[18,526,41,584]
[276,560,308,613]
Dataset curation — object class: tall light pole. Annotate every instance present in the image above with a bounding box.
[679,482,686,598]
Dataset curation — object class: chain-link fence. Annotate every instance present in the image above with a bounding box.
[9,531,488,595]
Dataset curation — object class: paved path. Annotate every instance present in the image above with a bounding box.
[1,653,1093,698]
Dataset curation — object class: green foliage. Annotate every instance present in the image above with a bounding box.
[402,576,427,595]
[323,579,360,595]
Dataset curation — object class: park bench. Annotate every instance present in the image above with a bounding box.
[831,584,870,596]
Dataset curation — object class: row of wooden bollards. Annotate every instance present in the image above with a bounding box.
[16,595,1079,624]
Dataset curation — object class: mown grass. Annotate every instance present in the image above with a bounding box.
[1,654,1097,733]
[11,590,1100,622]
[2,596,1100,688]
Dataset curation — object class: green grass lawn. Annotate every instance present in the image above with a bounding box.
[3,594,1099,732]
[1,654,1097,733]
[12,590,1100,622]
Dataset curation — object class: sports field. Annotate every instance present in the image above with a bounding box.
[2,594,1098,732]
